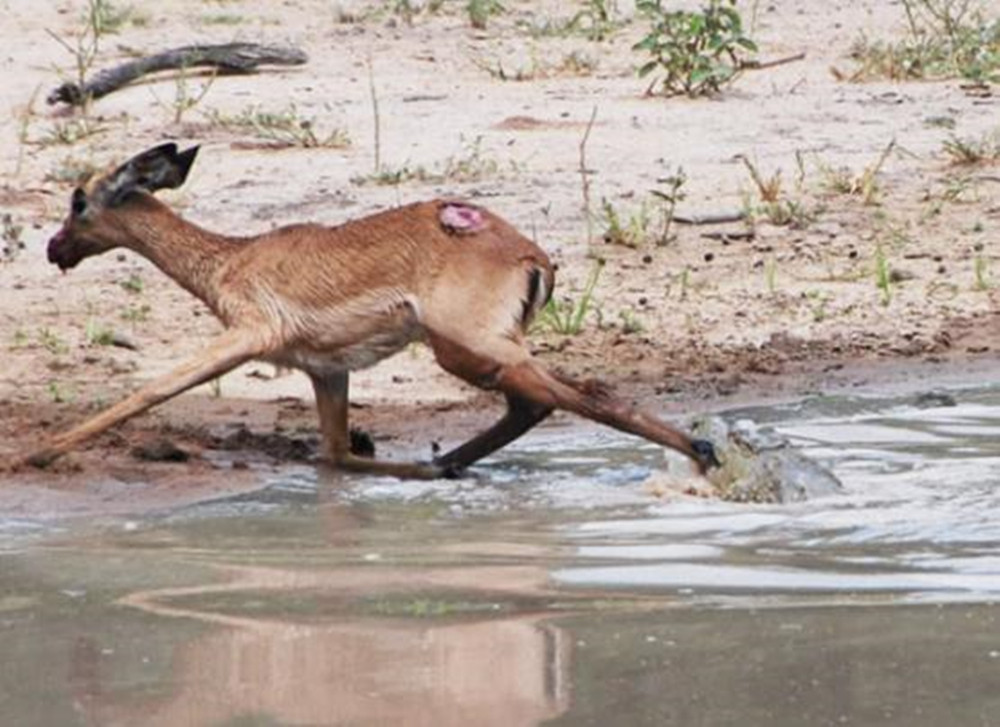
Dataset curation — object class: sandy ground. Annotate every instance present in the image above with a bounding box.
[2,0,1000,514]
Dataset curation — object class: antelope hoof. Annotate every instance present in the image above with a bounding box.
[348,428,376,458]
[690,438,721,473]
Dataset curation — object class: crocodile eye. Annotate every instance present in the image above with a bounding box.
[71,188,88,217]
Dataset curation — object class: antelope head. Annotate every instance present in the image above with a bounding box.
[47,142,199,271]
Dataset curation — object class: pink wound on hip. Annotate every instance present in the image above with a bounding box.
[439,203,486,233]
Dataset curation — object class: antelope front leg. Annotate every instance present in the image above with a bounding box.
[11,331,267,470]
[310,372,445,480]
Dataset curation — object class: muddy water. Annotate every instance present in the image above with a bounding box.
[3,389,1000,726]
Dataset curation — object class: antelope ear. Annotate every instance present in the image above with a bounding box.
[98,143,200,207]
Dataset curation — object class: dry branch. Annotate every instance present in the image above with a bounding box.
[48,42,308,106]
[673,211,746,225]
[740,52,807,71]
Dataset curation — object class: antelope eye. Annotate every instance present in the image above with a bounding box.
[71,188,87,217]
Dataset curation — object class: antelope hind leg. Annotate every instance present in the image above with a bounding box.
[497,361,720,473]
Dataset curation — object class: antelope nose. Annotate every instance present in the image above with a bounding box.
[47,230,66,264]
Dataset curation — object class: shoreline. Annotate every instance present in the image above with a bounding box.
[2,348,997,523]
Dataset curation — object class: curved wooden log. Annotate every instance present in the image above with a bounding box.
[48,42,308,106]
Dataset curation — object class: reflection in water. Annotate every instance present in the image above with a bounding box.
[64,497,572,727]
[75,591,569,726]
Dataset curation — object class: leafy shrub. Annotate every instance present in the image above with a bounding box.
[633,0,757,97]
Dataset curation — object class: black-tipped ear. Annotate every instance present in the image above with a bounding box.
[71,187,88,217]
[97,143,201,207]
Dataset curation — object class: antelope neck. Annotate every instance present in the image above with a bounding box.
[117,204,241,314]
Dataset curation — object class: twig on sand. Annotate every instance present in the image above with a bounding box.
[740,52,807,72]
[47,42,308,106]
[674,211,747,225]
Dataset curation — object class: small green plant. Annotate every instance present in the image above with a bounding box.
[805,290,832,322]
[846,35,937,81]
[943,132,1000,165]
[818,141,896,205]
[600,198,649,247]
[10,329,29,349]
[119,274,145,294]
[760,198,814,228]
[858,141,895,204]
[874,243,892,305]
[353,136,501,186]
[903,0,974,37]
[618,307,645,334]
[764,256,777,293]
[38,328,69,355]
[678,266,691,300]
[536,259,605,335]
[467,0,503,29]
[941,174,978,202]
[475,47,599,81]
[200,13,244,25]
[518,0,622,41]
[557,51,599,76]
[651,167,687,245]
[818,164,856,196]
[165,67,216,124]
[40,118,104,147]
[570,0,623,42]
[385,0,444,25]
[208,104,351,149]
[120,303,151,323]
[974,253,991,290]
[89,0,134,34]
[85,318,115,347]
[740,156,815,228]
[597,170,685,248]
[634,0,757,97]
[48,381,74,404]
[351,164,433,187]
[848,1,1000,82]
[739,155,782,202]
[440,135,500,181]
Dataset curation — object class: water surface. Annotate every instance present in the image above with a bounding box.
[3,387,1000,725]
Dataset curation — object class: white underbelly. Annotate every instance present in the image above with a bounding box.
[268,327,424,376]
[247,287,428,376]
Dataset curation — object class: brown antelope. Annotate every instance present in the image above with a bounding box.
[13,143,719,478]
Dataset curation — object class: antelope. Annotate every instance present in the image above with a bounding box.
[12,143,719,478]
